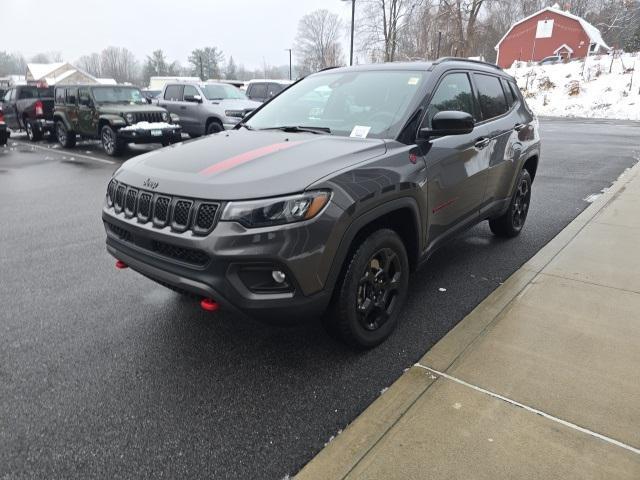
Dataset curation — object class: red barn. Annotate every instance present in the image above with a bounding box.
[495,5,610,68]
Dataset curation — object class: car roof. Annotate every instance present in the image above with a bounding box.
[313,58,514,81]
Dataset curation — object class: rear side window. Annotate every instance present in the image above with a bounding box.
[164,85,183,101]
[66,87,78,105]
[474,74,508,120]
[3,89,12,102]
[426,72,475,126]
[508,81,521,102]
[248,83,267,99]
[55,88,65,104]
[501,78,515,107]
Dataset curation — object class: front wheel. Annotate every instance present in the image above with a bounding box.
[489,169,532,237]
[101,125,124,157]
[327,229,409,349]
[206,121,223,135]
[56,120,76,148]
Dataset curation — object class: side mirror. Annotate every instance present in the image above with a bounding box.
[184,94,202,103]
[419,111,474,139]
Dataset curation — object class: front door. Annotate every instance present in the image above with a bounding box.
[77,87,96,136]
[181,85,202,134]
[420,72,487,246]
[65,87,80,131]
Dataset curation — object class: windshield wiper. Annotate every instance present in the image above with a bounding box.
[259,125,331,134]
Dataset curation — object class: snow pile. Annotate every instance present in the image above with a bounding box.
[120,122,178,131]
[506,52,640,120]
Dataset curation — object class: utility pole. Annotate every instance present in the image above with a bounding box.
[342,0,356,66]
[436,31,442,58]
[285,49,293,80]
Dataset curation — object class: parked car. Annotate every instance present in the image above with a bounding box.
[538,55,562,65]
[156,81,260,137]
[53,84,181,156]
[142,89,162,101]
[102,58,540,348]
[0,106,8,146]
[245,79,293,103]
[0,85,55,141]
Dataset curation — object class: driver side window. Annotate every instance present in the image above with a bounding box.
[426,73,474,127]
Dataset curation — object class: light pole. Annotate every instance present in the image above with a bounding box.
[285,48,293,80]
[342,0,356,66]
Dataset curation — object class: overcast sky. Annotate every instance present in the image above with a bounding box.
[4,0,354,69]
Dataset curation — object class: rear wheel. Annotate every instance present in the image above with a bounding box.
[206,120,223,135]
[101,125,124,156]
[25,119,42,141]
[489,169,532,237]
[56,120,76,148]
[327,229,409,349]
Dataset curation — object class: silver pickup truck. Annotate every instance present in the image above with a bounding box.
[155,82,260,137]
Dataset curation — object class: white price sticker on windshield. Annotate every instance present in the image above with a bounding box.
[350,125,371,138]
[408,77,420,85]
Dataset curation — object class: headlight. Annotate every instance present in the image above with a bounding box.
[125,113,134,124]
[221,191,330,228]
[225,110,245,118]
[161,111,169,122]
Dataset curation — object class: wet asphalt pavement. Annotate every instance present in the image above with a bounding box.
[1,118,639,479]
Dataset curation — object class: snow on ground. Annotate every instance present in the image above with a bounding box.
[506,52,640,120]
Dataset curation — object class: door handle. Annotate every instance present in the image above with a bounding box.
[474,137,491,149]
[514,123,525,131]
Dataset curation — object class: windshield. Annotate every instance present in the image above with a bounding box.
[202,84,247,100]
[91,87,146,104]
[245,70,426,139]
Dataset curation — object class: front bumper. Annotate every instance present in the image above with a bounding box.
[117,125,182,144]
[102,197,343,324]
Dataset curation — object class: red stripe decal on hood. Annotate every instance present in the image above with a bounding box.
[199,141,305,176]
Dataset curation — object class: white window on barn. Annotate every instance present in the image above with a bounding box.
[536,19,554,38]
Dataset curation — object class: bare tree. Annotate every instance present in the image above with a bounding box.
[295,9,344,75]
[100,47,139,84]
[188,47,224,80]
[77,53,102,77]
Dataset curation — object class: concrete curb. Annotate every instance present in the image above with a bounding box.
[295,160,640,480]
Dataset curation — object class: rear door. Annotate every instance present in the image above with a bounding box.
[470,73,518,213]
[65,87,80,131]
[420,71,486,245]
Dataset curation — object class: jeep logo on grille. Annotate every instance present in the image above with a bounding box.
[143,178,159,190]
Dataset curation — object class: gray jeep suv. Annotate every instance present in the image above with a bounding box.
[156,82,260,136]
[103,58,540,348]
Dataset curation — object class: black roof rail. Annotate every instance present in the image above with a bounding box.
[432,57,502,71]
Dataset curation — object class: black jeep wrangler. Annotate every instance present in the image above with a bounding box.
[53,84,181,156]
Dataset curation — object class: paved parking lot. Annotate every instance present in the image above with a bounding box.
[1,118,639,479]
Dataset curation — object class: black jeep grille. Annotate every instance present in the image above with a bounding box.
[134,112,164,124]
[106,180,220,235]
[153,196,171,225]
[195,203,218,232]
[106,222,133,242]
[173,200,192,229]
[114,185,126,212]
[124,188,138,217]
[137,193,152,221]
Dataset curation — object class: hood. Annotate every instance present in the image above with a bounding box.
[210,98,261,110]
[98,104,167,115]
[115,129,386,200]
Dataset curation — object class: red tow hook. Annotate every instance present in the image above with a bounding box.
[200,298,219,312]
[115,260,128,269]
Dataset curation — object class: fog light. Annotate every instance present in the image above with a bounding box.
[272,270,286,284]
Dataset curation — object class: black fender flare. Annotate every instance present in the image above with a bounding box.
[324,196,422,293]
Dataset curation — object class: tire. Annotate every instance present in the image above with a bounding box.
[0,129,7,146]
[56,120,76,148]
[206,120,223,135]
[101,125,124,157]
[25,119,42,141]
[489,169,532,237]
[327,228,409,349]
